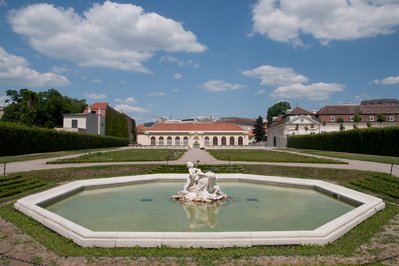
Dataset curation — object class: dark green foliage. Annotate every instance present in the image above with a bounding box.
[104,106,134,140]
[287,127,399,156]
[267,101,291,125]
[1,89,86,128]
[253,115,266,142]
[0,122,128,156]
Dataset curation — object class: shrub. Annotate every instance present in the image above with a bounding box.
[0,122,128,156]
[287,127,399,156]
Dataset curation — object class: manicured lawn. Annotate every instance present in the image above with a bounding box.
[0,164,397,264]
[208,149,346,164]
[282,148,399,165]
[48,149,186,163]
[0,147,121,164]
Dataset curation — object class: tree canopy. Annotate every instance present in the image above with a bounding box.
[253,115,266,142]
[266,101,291,125]
[1,89,86,128]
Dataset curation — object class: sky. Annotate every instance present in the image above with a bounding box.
[0,0,399,123]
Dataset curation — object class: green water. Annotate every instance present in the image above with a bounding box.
[44,182,355,232]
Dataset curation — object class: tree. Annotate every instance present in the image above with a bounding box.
[337,117,345,131]
[267,101,291,125]
[304,125,309,134]
[353,113,361,129]
[377,113,385,128]
[253,115,266,142]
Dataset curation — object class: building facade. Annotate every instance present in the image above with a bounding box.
[137,122,249,148]
[62,111,105,135]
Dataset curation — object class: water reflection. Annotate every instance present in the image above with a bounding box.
[178,201,221,230]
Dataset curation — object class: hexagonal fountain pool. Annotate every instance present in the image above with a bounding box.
[15,174,385,248]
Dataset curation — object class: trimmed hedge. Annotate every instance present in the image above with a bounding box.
[287,127,399,157]
[0,122,129,156]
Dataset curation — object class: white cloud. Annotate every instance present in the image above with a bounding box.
[252,0,399,46]
[173,73,183,80]
[0,1,7,7]
[0,46,70,87]
[146,91,165,97]
[49,66,70,74]
[114,104,149,113]
[83,92,107,100]
[8,1,206,73]
[115,97,137,104]
[159,55,184,66]
[381,76,399,85]
[202,80,247,92]
[272,82,344,101]
[91,79,102,84]
[242,65,308,86]
[254,89,266,95]
[0,95,11,106]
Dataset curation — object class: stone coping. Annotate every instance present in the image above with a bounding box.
[14,174,385,248]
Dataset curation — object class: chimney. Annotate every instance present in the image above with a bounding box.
[88,106,91,113]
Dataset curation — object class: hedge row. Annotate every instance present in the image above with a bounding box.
[0,122,129,156]
[287,127,399,157]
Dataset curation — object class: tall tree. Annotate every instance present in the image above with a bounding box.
[377,113,385,128]
[253,115,265,142]
[267,101,291,125]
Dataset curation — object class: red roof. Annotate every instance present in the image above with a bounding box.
[136,124,145,134]
[288,107,312,115]
[84,102,108,116]
[147,122,244,132]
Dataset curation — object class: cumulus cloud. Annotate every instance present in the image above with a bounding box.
[243,64,344,100]
[0,47,70,87]
[114,104,149,113]
[146,91,165,97]
[173,73,183,80]
[252,0,399,46]
[242,65,308,86]
[115,97,137,104]
[8,1,206,73]
[202,80,247,92]
[271,82,344,101]
[373,75,399,85]
[159,55,184,66]
[83,92,107,100]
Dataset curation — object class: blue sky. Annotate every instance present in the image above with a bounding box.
[0,0,399,123]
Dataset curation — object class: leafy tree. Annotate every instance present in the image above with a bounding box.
[367,121,371,128]
[353,113,361,129]
[377,113,385,128]
[1,88,86,128]
[253,115,266,142]
[267,101,291,125]
[337,117,345,131]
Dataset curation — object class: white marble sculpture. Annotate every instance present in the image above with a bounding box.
[172,161,227,203]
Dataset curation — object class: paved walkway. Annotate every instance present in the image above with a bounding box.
[2,148,399,177]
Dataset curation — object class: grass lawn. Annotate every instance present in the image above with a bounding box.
[0,164,398,265]
[282,148,399,165]
[48,149,186,163]
[0,147,122,164]
[208,149,346,164]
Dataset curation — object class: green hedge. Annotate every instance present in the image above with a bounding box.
[0,122,129,156]
[287,127,399,157]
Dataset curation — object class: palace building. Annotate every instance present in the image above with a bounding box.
[137,122,249,148]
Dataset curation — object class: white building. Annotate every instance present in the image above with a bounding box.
[137,122,249,148]
[61,105,105,135]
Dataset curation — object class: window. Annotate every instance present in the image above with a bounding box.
[167,137,172,145]
[349,116,354,122]
[229,136,235,146]
[311,124,314,128]
[183,136,189,146]
[213,136,218,146]
[204,137,210,146]
[330,116,335,122]
[238,136,243,145]
[71,119,78,128]
[150,137,156,146]
[221,137,227,146]
[175,137,180,146]
[369,116,374,121]
[389,116,395,121]
[159,137,164,146]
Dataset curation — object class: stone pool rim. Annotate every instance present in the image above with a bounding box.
[14,174,385,248]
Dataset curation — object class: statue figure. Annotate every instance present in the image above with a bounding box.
[172,161,227,203]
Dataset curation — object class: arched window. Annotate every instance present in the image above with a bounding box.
[175,136,180,146]
[150,136,156,146]
[221,136,227,146]
[238,136,243,145]
[213,136,218,146]
[204,137,210,146]
[229,136,235,146]
[183,136,189,146]
[159,137,164,146]
[167,137,172,145]
[389,115,395,121]
[369,116,374,121]
[331,116,335,122]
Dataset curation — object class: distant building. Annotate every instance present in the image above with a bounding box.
[267,99,399,147]
[61,105,105,135]
[137,122,249,148]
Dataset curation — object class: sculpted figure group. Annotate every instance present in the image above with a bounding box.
[172,161,227,203]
